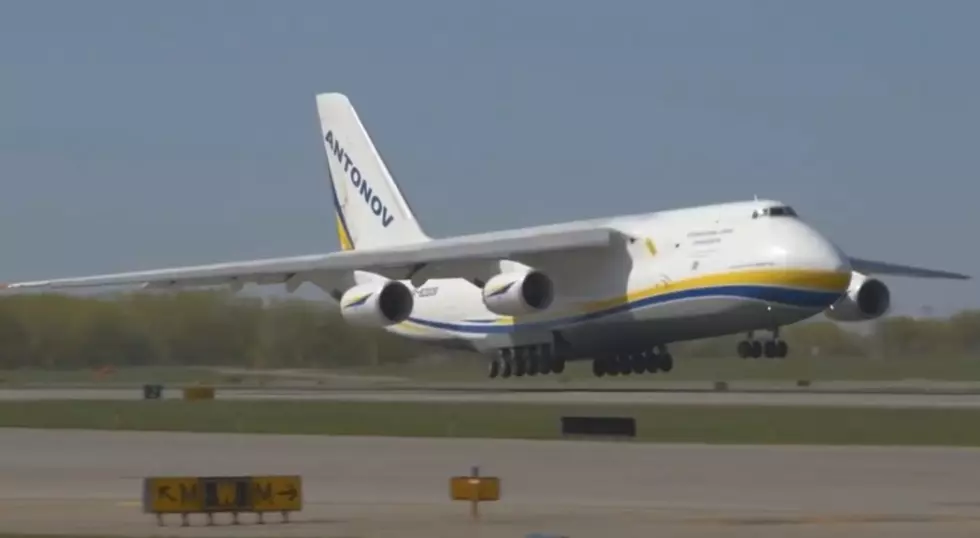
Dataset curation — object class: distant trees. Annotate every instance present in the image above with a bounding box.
[0,291,429,369]
[0,290,975,369]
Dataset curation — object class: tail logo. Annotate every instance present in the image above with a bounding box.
[325,130,395,228]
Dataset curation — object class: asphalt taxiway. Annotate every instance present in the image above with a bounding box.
[2,428,980,537]
[5,386,980,408]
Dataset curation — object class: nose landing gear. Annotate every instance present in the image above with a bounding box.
[736,330,789,359]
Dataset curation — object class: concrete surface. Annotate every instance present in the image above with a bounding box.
[2,428,980,537]
[7,386,980,408]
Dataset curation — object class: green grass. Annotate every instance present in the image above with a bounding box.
[3,399,980,447]
[0,366,231,387]
[342,354,980,383]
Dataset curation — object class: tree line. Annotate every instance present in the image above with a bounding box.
[0,290,976,369]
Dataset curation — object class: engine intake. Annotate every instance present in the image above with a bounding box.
[339,280,414,327]
[825,271,890,322]
[482,270,554,316]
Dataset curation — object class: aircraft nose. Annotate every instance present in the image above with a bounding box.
[769,221,852,279]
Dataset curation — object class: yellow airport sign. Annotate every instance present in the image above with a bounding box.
[142,474,302,526]
[450,475,500,501]
[143,477,203,514]
[251,475,303,512]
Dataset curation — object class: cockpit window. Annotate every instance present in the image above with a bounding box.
[752,205,798,219]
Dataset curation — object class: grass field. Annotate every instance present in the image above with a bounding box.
[0,366,231,387]
[2,352,980,391]
[340,353,980,383]
[2,399,980,446]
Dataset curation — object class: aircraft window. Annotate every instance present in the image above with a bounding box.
[753,206,797,219]
[768,206,797,217]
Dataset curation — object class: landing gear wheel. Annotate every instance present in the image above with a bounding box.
[644,353,660,373]
[737,340,752,359]
[750,340,762,359]
[764,340,778,358]
[617,356,633,376]
[539,356,553,375]
[488,359,500,378]
[552,358,566,374]
[658,353,674,372]
[776,340,788,358]
[514,356,527,377]
[630,354,646,374]
[592,359,605,377]
[501,358,513,378]
[527,354,539,376]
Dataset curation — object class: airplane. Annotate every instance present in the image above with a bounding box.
[0,92,971,379]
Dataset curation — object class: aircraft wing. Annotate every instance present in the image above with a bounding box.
[848,256,971,280]
[0,226,621,292]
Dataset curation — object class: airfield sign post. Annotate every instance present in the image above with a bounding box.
[449,465,500,521]
[470,466,480,520]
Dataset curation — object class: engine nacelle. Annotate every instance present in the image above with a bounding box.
[481,270,555,316]
[339,280,414,327]
[825,271,891,322]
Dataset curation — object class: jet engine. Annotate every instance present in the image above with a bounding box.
[481,270,555,316]
[825,271,890,322]
[339,280,414,327]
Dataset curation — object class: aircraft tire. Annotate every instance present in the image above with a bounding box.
[618,356,633,376]
[630,354,646,374]
[659,352,674,372]
[527,355,539,376]
[488,359,500,378]
[514,356,527,377]
[552,358,566,374]
[644,356,659,373]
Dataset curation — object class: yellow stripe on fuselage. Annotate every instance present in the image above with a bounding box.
[482,267,850,326]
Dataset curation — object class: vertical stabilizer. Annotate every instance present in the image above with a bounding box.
[316,92,430,251]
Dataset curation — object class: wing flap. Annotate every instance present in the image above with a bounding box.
[848,257,971,280]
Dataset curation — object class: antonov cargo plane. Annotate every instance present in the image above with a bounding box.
[1,93,971,378]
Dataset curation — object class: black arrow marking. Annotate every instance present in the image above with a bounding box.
[158,486,176,502]
[277,486,298,501]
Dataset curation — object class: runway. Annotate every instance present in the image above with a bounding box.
[6,386,980,408]
[2,428,980,537]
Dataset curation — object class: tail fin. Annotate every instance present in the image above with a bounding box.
[316,92,430,251]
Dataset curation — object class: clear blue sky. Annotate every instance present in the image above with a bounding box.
[1,0,977,316]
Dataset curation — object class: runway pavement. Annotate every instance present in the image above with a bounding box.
[1,429,980,537]
[6,386,980,408]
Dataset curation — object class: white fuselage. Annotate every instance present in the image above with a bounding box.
[384,199,852,360]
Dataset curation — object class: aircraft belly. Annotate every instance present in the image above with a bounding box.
[557,297,820,357]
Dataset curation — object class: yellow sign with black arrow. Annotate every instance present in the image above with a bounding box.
[142,474,302,526]
[250,475,302,512]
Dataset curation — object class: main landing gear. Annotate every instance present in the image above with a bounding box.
[736,330,789,359]
[592,345,673,377]
[487,344,566,379]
